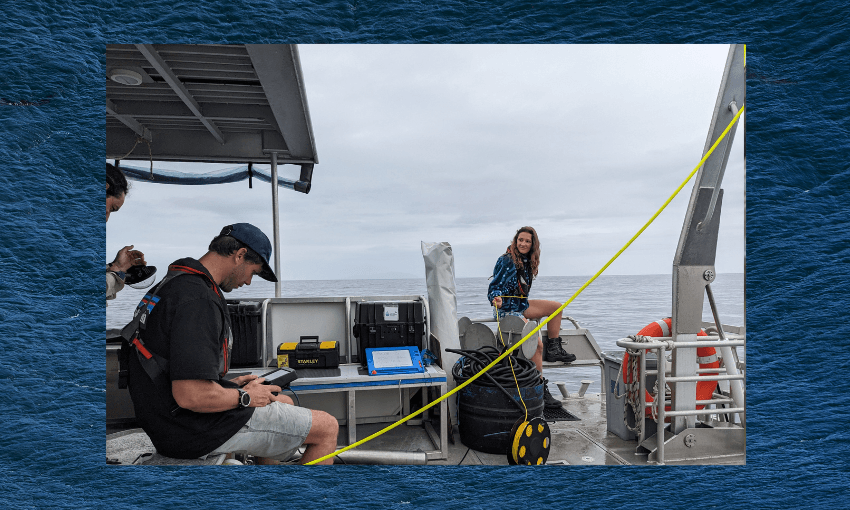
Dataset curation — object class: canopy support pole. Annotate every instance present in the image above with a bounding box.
[270,152,282,297]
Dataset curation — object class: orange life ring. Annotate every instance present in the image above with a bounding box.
[623,318,720,416]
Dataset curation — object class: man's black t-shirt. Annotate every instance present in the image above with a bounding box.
[127,257,253,458]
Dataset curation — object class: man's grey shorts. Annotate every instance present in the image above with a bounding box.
[209,402,313,461]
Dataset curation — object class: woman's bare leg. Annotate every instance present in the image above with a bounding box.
[531,338,543,373]
[524,300,563,339]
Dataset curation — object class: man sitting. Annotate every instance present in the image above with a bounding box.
[126,223,338,464]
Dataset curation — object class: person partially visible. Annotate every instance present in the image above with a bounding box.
[126,223,339,464]
[488,226,576,410]
[106,163,145,302]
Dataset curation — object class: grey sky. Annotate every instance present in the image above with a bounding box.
[107,44,744,281]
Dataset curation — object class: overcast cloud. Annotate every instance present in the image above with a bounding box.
[107,44,744,281]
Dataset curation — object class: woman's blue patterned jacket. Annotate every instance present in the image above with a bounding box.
[487,253,532,315]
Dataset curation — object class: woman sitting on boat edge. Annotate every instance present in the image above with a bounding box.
[487,226,576,409]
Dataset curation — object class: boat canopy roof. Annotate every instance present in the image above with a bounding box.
[106,44,317,193]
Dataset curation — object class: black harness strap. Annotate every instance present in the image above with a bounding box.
[117,266,226,389]
[516,258,532,298]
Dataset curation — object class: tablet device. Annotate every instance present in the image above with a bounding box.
[259,367,298,388]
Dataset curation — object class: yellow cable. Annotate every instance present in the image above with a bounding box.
[306,103,745,465]
[495,307,528,423]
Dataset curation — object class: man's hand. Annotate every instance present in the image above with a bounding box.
[110,245,146,273]
[492,296,502,309]
[242,377,290,407]
[231,374,258,387]
[232,375,294,405]
[173,379,295,413]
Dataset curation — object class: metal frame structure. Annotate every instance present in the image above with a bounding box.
[287,364,449,460]
[616,44,746,464]
[106,44,318,297]
[465,315,607,395]
[256,295,446,455]
[259,295,431,369]
[616,334,746,463]
[670,43,745,432]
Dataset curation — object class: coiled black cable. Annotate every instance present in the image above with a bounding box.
[446,346,540,388]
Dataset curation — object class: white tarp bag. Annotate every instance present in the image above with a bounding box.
[421,241,461,426]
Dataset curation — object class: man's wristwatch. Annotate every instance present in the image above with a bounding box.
[237,389,251,409]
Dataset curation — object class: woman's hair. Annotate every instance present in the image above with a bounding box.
[106,163,130,198]
[505,226,540,277]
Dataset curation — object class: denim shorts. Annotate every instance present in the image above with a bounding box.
[493,310,527,320]
[210,402,313,461]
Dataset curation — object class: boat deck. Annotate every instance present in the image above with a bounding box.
[107,390,744,466]
[347,392,744,466]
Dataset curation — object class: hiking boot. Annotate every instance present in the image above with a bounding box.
[543,335,576,363]
[542,378,563,409]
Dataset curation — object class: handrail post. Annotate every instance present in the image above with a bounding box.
[656,345,666,465]
[705,284,746,426]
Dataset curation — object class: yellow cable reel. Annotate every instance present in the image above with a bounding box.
[507,417,551,465]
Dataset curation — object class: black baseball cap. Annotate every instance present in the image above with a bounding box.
[219,223,278,283]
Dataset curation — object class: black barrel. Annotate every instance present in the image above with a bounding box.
[458,382,544,454]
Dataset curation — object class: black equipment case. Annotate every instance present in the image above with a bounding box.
[353,301,426,366]
[227,300,264,368]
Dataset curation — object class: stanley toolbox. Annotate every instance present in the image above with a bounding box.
[227,300,264,368]
[277,336,340,369]
[353,301,425,366]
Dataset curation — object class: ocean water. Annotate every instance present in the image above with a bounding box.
[2,2,849,509]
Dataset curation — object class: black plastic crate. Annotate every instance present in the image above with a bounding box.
[227,300,264,368]
[353,301,425,366]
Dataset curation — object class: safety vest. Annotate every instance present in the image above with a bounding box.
[117,265,231,389]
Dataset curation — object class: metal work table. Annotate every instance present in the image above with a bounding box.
[244,364,449,460]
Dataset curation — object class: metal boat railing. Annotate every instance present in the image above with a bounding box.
[466,316,607,396]
[615,335,746,464]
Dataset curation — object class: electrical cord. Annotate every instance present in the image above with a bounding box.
[448,345,540,418]
[458,448,471,465]
[494,305,531,420]
[447,346,539,388]
[283,386,301,407]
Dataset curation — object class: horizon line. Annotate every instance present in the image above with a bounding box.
[267,272,746,282]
